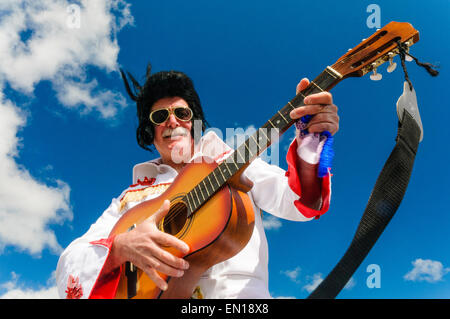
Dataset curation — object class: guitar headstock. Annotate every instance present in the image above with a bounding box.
[330,21,419,79]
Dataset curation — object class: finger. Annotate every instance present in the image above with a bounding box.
[307,121,339,135]
[304,91,333,105]
[144,267,169,291]
[154,230,190,255]
[150,236,190,269]
[290,104,336,120]
[149,200,171,224]
[305,110,339,135]
[296,78,310,95]
[144,254,186,278]
[308,111,340,125]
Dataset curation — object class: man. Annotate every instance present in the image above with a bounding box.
[56,65,339,299]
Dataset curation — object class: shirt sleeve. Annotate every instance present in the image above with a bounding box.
[55,195,123,299]
[243,138,332,221]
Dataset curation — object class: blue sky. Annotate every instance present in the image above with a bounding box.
[0,0,449,299]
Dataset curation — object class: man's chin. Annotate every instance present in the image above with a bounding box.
[165,138,192,158]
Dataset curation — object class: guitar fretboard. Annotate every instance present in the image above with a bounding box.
[185,66,342,216]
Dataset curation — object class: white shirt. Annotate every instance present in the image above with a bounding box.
[56,131,331,299]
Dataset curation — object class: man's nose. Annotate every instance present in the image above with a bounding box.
[166,113,179,128]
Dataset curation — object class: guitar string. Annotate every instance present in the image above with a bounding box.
[158,63,350,228]
[159,152,247,227]
[158,66,358,229]
[157,37,405,229]
[332,35,407,76]
[161,175,224,229]
[159,147,258,228]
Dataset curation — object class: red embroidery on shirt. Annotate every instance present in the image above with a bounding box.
[119,182,172,202]
[65,275,83,299]
[129,176,156,188]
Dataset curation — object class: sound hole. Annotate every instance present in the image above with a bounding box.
[163,201,188,236]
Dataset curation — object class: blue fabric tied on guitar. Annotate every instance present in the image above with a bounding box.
[296,115,334,178]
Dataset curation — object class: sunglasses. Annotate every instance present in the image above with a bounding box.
[149,106,193,125]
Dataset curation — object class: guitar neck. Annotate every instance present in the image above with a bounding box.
[185,66,343,216]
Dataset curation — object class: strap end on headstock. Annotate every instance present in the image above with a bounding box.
[331,21,420,80]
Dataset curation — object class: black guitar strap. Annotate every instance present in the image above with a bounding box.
[307,95,422,299]
[307,40,439,299]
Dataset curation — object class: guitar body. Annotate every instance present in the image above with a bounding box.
[109,158,255,299]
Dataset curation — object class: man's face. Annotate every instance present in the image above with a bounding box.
[152,97,194,166]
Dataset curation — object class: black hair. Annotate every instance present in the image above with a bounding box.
[120,64,208,151]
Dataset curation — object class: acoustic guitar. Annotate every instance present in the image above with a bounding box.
[109,21,419,299]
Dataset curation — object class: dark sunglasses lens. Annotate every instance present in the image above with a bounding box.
[174,107,192,120]
[151,109,169,124]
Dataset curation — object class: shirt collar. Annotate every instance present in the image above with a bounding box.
[132,131,232,183]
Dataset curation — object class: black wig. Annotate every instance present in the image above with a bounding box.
[120,64,208,151]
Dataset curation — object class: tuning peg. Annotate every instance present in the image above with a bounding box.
[370,63,382,81]
[404,45,413,62]
[387,52,397,73]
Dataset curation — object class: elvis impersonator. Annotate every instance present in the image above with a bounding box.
[56,65,340,299]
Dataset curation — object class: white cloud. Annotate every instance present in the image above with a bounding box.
[298,272,355,294]
[0,0,134,255]
[279,267,355,295]
[281,267,301,284]
[0,285,58,299]
[0,0,133,118]
[0,272,58,299]
[344,277,356,290]
[303,273,323,293]
[54,78,127,119]
[0,96,72,255]
[262,215,282,230]
[404,258,450,283]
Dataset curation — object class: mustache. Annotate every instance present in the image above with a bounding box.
[162,126,190,138]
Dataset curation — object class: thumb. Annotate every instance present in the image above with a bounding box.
[296,77,310,95]
[150,199,171,224]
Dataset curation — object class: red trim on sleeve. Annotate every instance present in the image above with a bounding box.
[286,139,332,219]
[89,236,115,249]
[88,236,122,299]
[89,266,122,299]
